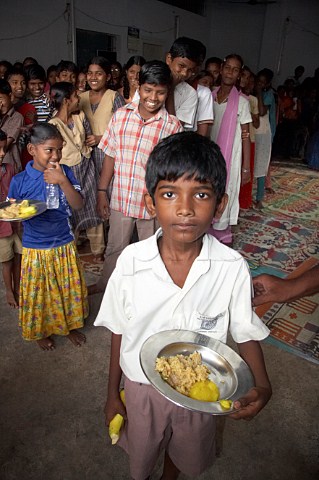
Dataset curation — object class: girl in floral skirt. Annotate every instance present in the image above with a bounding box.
[8,123,88,350]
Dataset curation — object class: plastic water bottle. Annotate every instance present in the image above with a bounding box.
[45,183,59,209]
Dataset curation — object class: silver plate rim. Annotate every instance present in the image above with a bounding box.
[0,200,47,222]
[140,329,255,415]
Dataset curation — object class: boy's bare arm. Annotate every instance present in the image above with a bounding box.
[229,341,272,421]
[97,154,115,219]
[104,333,126,426]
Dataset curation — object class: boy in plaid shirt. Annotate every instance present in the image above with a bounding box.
[89,61,182,293]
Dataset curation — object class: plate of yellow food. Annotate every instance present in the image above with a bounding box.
[0,199,47,222]
[140,330,254,415]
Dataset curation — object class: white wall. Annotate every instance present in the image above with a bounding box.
[0,0,210,68]
[206,0,319,86]
[0,0,318,84]
[206,1,267,72]
[259,0,319,85]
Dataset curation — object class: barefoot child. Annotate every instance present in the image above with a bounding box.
[95,132,272,480]
[0,129,22,308]
[8,123,88,350]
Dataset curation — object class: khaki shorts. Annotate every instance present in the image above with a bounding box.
[118,378,216,479]
[0,233,22,262]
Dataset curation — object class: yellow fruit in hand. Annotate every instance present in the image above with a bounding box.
[109,414,124,445]
[219,399,233,411]
[189,380,219,402]
[108,389,126,445]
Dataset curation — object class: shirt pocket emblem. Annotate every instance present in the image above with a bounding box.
[198,312,225,331]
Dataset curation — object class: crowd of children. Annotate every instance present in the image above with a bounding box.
[1,39,319,479]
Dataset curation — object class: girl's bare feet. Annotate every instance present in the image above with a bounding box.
[67,330,86,347]
[37,337,55,351]
[6,290,19,309]
[255,200,264,210]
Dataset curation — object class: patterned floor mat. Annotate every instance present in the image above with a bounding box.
[261,163,319,227]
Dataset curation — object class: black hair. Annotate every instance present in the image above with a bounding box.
[13,61,23,70]
[122,56,146,99]
[56,60,78,76]
[88,56,111,75]
[25,64,46,83]
[194,70,213,81]
[50,82,76,110]
[139,60,171,87]
[5,66,26,82]
[257,68,273,83]
[0,60,12,71]
[29,123,63,145]
[0,129,7,141]
[241,65,251,74]
[223,54,244,69]
[205,57,222,69]
[145,132,226,204]
[22,57,38,67]
[169,37,206,65]
[47,64,57,77]
[0,79,12,95]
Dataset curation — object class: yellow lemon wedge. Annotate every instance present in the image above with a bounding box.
[189,380,219,402]
[219,399,233,411]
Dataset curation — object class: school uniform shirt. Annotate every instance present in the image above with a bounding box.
[8,161,81,249]
[94,229,270,384]
[98,103,182,219]
[185,84,214,132]
[0,163,15,238]
[174,82,198,128]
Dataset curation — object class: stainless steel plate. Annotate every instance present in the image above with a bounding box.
[140,330,254,415]
[0,200,47,222]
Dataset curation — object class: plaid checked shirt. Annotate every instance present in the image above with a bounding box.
[98,102,183,219]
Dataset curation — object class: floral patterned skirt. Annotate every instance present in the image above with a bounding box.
[19,241,89,341]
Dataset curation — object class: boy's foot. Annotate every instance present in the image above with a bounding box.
[255,201,264,210]
[67,330,86,347]
[37,337,55,351]
[6,290,19,309]
[265,187,275,194]
[88,283,104,295]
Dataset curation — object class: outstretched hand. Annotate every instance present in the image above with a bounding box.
[229,386,272,421]
[253,274,287,306]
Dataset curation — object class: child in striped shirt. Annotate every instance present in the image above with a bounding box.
[26,65,53,122]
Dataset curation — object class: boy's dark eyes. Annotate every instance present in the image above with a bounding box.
[196,192,208,199]
[162,191,174,198]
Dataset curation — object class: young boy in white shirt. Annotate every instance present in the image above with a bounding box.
[165,37,206,129]
[95,132,272,480]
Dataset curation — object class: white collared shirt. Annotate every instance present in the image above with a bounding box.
[94,229,269,384]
